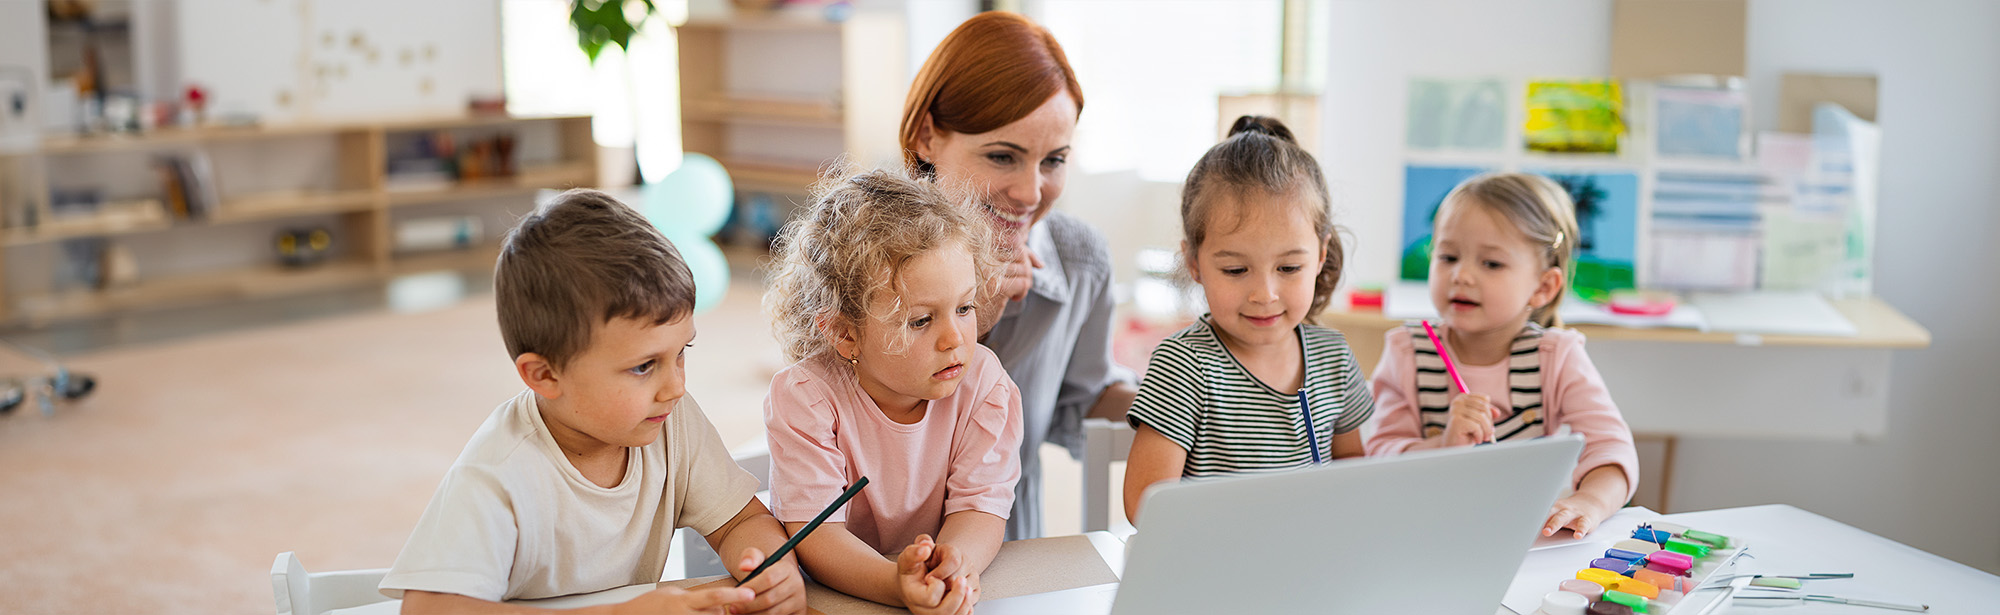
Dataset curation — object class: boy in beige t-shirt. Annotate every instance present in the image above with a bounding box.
[380,190,806,615]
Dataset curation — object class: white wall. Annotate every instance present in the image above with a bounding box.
[1324,0,2000,572]
[177,0,502,123]
[0,1,50,141]
[1672,0,2000,572]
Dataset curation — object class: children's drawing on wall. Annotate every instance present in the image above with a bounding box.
[1655,85,1748,160]
[1523,80,1625,154]
[1532,170,1639,302]
[1401,165,1639,303]
[1406,78,1508,151]
[1400,165,1490,280]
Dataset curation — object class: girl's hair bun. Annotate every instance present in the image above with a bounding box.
[1227,115,1297,144]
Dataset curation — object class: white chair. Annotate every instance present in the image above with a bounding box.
[1081,418,1136,533]
[270,551,392,615]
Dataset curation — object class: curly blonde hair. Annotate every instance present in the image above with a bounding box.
[764,167,1005,363]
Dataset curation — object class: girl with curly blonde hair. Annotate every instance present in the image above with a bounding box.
[761,168,1021,614]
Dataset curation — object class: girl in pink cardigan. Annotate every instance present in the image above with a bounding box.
[1366,172,1638,538]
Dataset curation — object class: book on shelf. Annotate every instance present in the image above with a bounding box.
[152,151,219,220]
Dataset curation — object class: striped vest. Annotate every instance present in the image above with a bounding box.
[1411,323,1546,442]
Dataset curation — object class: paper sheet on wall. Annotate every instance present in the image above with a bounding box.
[1407,78,1509,151]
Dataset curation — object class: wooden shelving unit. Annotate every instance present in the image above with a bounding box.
[0,114,595,326]
[675,13,905,196]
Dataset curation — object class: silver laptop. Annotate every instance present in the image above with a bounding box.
[979,436,1582,615]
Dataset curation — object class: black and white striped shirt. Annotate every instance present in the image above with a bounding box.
[1127,316,1376,477]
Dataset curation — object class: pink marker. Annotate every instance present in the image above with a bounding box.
[1422,320,1495,442]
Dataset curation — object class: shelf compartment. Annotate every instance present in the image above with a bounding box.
[682,95,843,129]
[13,258,382,325]
[384,162,595,207]
[2,200,174,246]
[718,157,824,194]
[210,190,380,224]
[392,242,504,276]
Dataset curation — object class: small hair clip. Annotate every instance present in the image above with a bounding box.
[1552,231,1565,249]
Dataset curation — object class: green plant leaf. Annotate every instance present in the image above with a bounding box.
[569,0,657,64]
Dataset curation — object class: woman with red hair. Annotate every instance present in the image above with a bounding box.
[902,11,1136,542]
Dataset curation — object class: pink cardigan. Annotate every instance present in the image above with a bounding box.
[1364,325,1639,499]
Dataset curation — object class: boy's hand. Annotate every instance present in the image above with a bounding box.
[1543,491,1618,538]
[729,547,807,615]
[611,585,752,615]
[896,535,947,610]
[1443,393,1497,447]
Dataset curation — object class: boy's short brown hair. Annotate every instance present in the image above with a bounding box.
[495,189,696,370]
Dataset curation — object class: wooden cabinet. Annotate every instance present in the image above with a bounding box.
[0,114,594,326]
[675,13,906,195]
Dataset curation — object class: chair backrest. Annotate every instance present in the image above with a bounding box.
[1081,418,1136,533]
[271,552,393,615]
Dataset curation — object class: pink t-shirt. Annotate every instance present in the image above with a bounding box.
[764,345,1024,555]
[1364,325,1639,499]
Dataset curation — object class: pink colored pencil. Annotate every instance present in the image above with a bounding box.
[1423,320,1498,443]
[1421,320,1468,395]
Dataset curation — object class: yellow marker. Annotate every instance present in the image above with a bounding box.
[1608,576,1661,599]
[1576,568,1626,588]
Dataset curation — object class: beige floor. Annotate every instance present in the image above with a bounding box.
[0,269,1108,614]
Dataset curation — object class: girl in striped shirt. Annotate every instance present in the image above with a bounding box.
[1123,116,1375,524]
[1364,172,1638,538]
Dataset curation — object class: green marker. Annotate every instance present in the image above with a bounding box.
[1663,537,1711,558]
[1685,529,1731,549]
[1602,589,1649,613]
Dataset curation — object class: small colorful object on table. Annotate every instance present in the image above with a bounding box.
[1602,589,1650,612]
[1604,548,1650,564]
[1631,527,1672,544]
[1561,579,1607,601]
[1645,551,1694,576]
[1663,537,1712,558]
[1606,577,1659,600]
[1683,529,1730,549]
[1748,576,1803,589]
[1634,569,1680,593]
[1577,568,1628,589]
[1587,601,1634,615]
[1612,539,1662,555]
[1591,557,1633,574]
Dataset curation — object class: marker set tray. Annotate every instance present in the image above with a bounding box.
[1533,522,1746,614]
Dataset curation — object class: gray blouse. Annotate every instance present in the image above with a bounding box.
[981,211,1134,540]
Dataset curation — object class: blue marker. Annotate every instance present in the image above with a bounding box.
[1298,389,1323,464]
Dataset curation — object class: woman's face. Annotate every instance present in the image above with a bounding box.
[916,91,1078,238]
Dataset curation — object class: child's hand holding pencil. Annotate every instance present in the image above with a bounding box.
[1443,393,1502,447]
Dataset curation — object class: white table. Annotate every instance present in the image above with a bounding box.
[338,508,1995,614]
[1505,504,1996,614]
